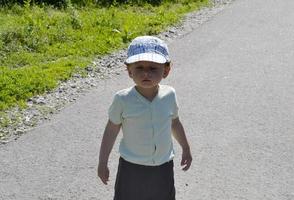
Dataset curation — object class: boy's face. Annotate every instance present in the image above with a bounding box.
[127,61,170,89]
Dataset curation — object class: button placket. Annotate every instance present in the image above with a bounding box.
[150,104,157,164]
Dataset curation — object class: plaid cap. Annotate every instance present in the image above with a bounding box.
[125,36,170,64]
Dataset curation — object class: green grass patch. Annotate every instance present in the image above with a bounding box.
[0,0,209,111]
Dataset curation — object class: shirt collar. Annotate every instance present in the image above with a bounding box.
[132,85,161,105]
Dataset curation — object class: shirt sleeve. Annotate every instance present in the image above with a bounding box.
[108,94,123,125]
[172,89,179,119]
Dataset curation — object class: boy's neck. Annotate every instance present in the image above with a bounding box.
[135,85,159,102]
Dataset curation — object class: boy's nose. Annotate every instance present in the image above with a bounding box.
[142,70,151,76]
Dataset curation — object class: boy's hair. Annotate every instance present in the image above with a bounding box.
[125,36,171,65]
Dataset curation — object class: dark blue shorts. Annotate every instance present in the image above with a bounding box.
[114,157,176,200]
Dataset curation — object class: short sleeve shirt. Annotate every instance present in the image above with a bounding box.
[108,84,179,166]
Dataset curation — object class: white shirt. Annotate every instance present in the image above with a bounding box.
[108,84,179,166]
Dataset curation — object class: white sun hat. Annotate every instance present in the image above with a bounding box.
[125,36,171,64]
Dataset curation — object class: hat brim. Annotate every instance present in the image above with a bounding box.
[125,53,168,64]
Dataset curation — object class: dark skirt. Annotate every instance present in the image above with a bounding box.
[114,157,176,200]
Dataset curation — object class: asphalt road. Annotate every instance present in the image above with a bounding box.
[1,0,294,199]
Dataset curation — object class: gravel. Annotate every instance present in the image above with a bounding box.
[0,0,235,144]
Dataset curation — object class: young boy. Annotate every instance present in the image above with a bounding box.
[98,36,192,200]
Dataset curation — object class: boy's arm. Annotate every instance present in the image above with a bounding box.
[171,117,192,171]
[98,120,121,185]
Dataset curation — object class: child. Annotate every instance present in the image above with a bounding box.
[98,36,192,200]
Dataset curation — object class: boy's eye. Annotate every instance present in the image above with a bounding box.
[134,66,159,71]
[136,66,144,70]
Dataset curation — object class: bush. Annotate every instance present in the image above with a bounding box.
[1,0,74,8]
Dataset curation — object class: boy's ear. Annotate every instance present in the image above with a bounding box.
[163,64,171,78]
[126,65,133,78]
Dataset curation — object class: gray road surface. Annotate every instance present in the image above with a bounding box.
[1,0,294,199]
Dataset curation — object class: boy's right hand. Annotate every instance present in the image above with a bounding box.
[98,163,109,185]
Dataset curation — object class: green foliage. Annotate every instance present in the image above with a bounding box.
[0,0,209,111]
[0,0,188,7]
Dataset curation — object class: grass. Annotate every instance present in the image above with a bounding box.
[0,0,209,112]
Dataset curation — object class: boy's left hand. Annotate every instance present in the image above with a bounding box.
[181,148,192,171]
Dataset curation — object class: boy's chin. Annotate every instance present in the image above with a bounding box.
[137,84,158,89]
